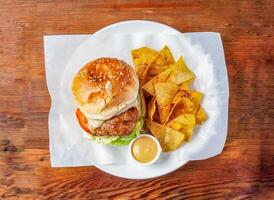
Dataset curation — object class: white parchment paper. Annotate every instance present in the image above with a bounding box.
[44,33,228,167]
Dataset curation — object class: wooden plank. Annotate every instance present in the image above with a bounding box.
[0,0,273,199]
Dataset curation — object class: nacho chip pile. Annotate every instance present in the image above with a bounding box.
[131,46,207,152]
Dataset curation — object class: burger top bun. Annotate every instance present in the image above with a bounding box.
[72,58,139,120]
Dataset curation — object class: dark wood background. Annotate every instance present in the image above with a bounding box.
[0,0,273,199]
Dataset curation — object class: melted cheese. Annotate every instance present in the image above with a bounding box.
[86,97,138,129]
[88,118,105,129]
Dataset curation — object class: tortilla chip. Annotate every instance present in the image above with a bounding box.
[155,82,178,123]
[147,55,168,76]
[160,45,175,64]
[131,47,159,84]
[178,56,195,76]
[196,105,207,124]
[153,108,161,123]
[143,56,195,95]
[172,91,190,103]
[147,97,156,121]
[189,91,204,114]
[179,79,194,90]
[166,90,204,122]
[147,120,185,152]
[167,114,196,141]
[139,88,147,119]
[146,120,166,149]
[136,45,207,151]
[142,67,173,96]
[167,57,195,85]
[164,91,187,123]
[164,126,185,151]
[173,97,194,118]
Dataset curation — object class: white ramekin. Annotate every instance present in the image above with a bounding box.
[129,134,162,165]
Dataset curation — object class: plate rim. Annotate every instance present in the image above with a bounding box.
[94,19,181,35]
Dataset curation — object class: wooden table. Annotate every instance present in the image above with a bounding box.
[0,1,273,199]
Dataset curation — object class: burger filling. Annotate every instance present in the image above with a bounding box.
[77,94,144,146]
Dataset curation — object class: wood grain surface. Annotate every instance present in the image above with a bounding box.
[0,0,274,199]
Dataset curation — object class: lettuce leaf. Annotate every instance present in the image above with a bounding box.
[110,117,143,146]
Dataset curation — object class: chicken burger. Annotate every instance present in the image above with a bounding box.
[72,58,145,145]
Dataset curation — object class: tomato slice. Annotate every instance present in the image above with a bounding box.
[76,108,92,134]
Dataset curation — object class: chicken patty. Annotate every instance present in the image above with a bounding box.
[93,107,138,136]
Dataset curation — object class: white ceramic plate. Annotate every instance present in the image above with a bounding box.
[92,21,188,179]
[55,20,228,179]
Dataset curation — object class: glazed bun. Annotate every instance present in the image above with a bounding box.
[72,58,139,120]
